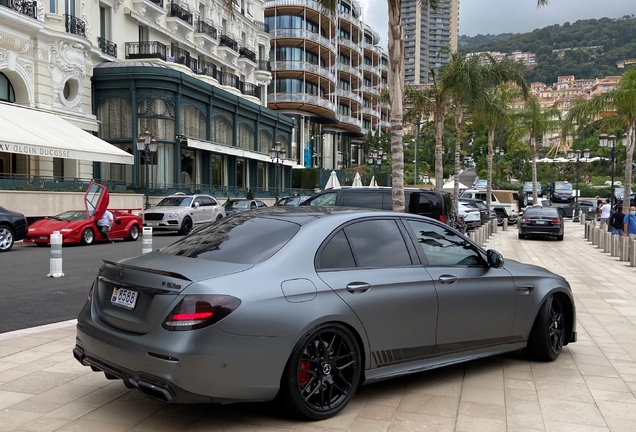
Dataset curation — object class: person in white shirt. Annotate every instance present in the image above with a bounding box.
[97,210,114,243]
[599,199,612,230]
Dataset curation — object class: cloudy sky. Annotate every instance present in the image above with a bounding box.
[359,0,634,46]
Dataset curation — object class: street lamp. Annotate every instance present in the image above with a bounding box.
[567,148,590,222]
[599,133,617,206]
[136,129,157,210]
[270,140,286,200]
[367,148,387,179]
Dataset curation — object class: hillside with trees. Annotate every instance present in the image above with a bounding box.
[460,16,636,84]
[458,33,513,49]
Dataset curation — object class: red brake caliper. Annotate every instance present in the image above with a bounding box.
[298,360,311,387]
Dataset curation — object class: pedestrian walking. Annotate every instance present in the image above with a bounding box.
[595,195,603,221]
[610,205,625,236]
[623,206,636,238]
[599,199,611,230]
[97,209,114,244]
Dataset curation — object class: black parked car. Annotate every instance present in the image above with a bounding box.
[0,206,28,252]
[301,187,456,226]
[518,207,564,241]
[224,199,268,216]
[275,196,311,206]
[554,200,596,220]
[550,181,575,203]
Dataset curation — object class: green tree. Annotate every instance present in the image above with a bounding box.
[566,69,636,212]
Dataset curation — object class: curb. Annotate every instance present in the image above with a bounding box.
[0,319,77,341]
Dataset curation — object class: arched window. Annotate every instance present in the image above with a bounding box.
[138,98,175,140]
[180,105,206,140]
[276,134,290,155]
[211,115,233,146]
[237,123,254,151]
[258,130,273,154]
[0,72,16,103]
[98,98,133,139]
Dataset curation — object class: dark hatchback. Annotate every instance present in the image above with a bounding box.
[0,206,28,252]
[301,187,455,225]
[518,207,564,241]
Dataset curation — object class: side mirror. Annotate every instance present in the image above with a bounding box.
[487,249,504,268]
[193,202,200,208]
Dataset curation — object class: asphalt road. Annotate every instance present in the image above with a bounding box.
[459,168,477,188]
[0,233,184,334]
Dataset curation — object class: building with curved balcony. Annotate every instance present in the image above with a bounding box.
[1,0,294,205]
[266,0,388,170]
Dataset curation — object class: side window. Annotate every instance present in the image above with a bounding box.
[476,193,486,201]
[317,230,355,270]
[406,220,484,266]
[200,197,214,206]
[345,220,412,268]
[257,201,266,207]
[209,197,218,206]
[342,191,383,209]
[308,192,337,206]
[193,198,203,207]
[408,193,432,215]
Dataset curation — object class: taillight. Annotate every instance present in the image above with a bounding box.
[162,295,241,331]
[524,219,530,223]
[439,215,446,223]
[551,219,561,225]
[88,282,94,301]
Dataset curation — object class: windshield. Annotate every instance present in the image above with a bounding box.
[51,211,86,221]
[306,192,337,206]
[161,217,300,264]
[554,182,572,190]
[231,201,251,209]
[474,180,487,188]
[157,197,193,207]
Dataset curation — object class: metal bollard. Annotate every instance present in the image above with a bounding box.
[598,229,604,250]
[142,227,153,254]
[619,237,629,261]
[503,218,508,231]
[580,213,586,225]
[591,227,597,246]
[604,232,612,254]
[47,231,64,278]
[611,235,620,257]
[631,239,636,267]
[584,222,590,240]
[492,219,497,234]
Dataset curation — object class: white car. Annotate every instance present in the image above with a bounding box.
[458,202,482,229]
[140,193,226,235]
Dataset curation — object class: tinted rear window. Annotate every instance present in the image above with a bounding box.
[524,208,558,218]
[342,191,383,208]
[161,217,300,264]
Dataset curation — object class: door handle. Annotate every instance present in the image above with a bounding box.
[346,282,371,293]
[438,275,457,284]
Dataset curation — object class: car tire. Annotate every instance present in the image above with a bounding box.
[179,217,193,235]
[518,232,525,240]
[556,234,564,241]
[81,228,94,245]
[280,323,362,420]
[526,295,565,362]
[558,208,565,219]
[126,224,139,241]
[519,192,528,208]
[216,214,223,221]
[0,225,15,252]
[495,211,505,226]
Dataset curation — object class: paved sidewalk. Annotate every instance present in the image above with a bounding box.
[1,222,635,432]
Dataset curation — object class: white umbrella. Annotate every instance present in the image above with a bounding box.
[352,172,363,188]
[369,176,378,187]
[443,181,469,190]
[324,171,341,189]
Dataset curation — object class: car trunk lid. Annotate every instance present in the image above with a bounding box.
[94,252,252,334]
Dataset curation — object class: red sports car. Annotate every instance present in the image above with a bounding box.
[25,182,142,246]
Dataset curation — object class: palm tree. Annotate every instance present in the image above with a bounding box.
[519,97,561,204]
[311,0,550,211]
[566,70,636,212]
[441,54,529,209]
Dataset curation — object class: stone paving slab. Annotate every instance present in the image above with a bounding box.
[0,222,635,431]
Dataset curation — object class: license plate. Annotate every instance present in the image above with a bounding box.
[111,287,138,310]
[146,222,158,227]
[535,221,547,225]
[39,236,48,239]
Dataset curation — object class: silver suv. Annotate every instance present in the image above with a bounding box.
[140,193,225,235]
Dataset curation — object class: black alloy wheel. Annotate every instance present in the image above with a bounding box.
[526,295,565,361]
[495,211,505,226]
[179,217,193,235]
[281,324,361,420]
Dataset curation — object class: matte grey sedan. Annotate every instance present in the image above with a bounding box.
[74,207,576,420]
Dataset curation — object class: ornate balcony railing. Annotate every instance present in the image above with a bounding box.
[271,61,336,82]
[222,72,240,89]
[195,20,217,39]
[65,14,87,38]
[169,1,192,25]
[125,41,167,60]
[254,21,269,33]
[197,59,218,79]
[240,82,259,97]
[239,47,256,63]
[0,0,37,19]
[257,60,271,71]
[219,35,239,52]
[97,37,117,57]
[147,0,163,6]
[270,29,336,52]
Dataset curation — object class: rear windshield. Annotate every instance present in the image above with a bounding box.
[524,207,558,218]
[161,217,300,264]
